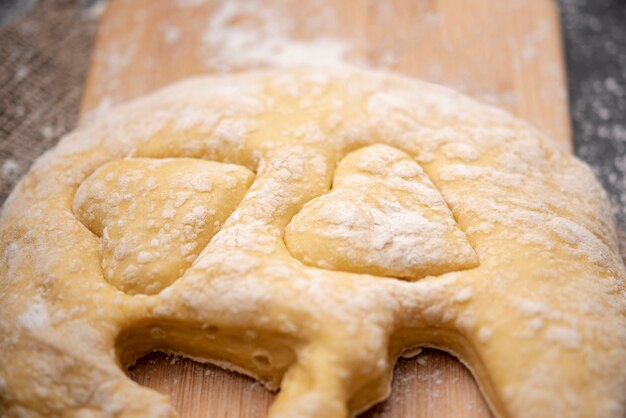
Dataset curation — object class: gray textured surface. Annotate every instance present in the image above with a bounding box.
[560,0,626,228]
[0,0,97,199]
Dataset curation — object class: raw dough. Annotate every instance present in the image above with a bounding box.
[0,68,624,418]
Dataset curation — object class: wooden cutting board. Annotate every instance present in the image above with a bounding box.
[80,1,571,417]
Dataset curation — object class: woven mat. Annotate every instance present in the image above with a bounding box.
[0,0,97,202]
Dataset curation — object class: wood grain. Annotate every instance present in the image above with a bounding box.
[82,0,571,148]
[81,1,571,417]
[129,349,493,418]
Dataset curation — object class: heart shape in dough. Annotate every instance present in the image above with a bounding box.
[286,144,478,279]
[74,158,254,294]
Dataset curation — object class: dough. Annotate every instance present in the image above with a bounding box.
[0,68,624,418]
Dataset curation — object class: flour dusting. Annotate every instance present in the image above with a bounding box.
[201,0,350,71]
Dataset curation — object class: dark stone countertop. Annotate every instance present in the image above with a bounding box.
[560,0,626,228]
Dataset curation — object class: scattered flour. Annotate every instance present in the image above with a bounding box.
[201,0,350,71]
[477,326,492,343]
[18,296,50,331]
[544,326,581,350]
[14,65,30,82]
[454,288,473,303]
[1,159,21,182]
[161,24,181,45]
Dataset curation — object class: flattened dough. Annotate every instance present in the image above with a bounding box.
[0,68,624,418]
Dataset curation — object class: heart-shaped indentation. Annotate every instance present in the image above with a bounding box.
[285,144,478,279]
[74,158,254,294]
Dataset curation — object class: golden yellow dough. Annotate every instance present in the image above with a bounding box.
[0,68,624,418]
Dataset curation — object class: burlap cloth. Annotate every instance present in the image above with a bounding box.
[2,0,626,259]
[0,0,97,201]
